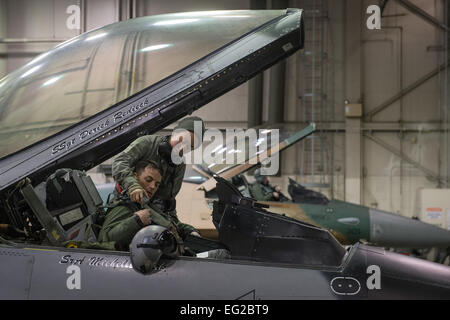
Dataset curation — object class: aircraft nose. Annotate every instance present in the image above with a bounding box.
[369,208,450,248]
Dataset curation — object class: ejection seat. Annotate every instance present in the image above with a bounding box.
[20,169,104,245]
[287,178,330,205]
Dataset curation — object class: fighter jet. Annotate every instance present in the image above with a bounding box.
[0,9,449,300]
[287,179,450,249]
[183,125,450,250]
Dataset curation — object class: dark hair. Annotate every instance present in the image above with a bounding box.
[134,160,163,176]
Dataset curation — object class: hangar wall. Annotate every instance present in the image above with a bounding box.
[0,0,448,220]
[279,0,449,218]
[359,0,447,217]
[0,0,5,78]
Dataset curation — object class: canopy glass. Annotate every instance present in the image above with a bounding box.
[0,10,285,159]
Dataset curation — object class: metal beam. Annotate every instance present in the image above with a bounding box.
[361,122,448,132]
[0,38,66,44]
[263,121,448,132]
[80,0,87,34]
[268,61,285,124]
[247,0,266,128]
[267,0,288,126]
[248,74,263,127]
[365,61,449,120]
[0,52,44,59]
[380,0,390,15]
[119,0,136,21]
[364,133,443,183]
[393,0,449,32]
[159,121,449,134]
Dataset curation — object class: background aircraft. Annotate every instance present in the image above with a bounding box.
[177,124,450,255]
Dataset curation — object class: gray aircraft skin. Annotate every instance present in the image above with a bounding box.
[0,9,449,300]
[0,246,449,300]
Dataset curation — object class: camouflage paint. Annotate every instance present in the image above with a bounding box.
[297,200,371,245]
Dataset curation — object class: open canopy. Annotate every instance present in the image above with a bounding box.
[0,10,285,159]
[0,9,305,191]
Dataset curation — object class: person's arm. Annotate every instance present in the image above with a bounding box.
[146,206,173,230]
[165,212,199,239]
[99,206,143,251]
[175,221,199,239]
[112,136,156,194]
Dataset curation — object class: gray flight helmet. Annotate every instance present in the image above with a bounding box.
[130,225,179,274]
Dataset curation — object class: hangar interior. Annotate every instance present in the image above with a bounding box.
[0,0,449,239]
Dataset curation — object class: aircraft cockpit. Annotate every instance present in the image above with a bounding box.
[0,9,306,253]
[0,163,348,269]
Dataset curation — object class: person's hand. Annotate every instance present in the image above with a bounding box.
[135,209,152,226]
[272,192,280,199]
[190,231,201,237]
[274,185,281,192]
[129,188,149,205]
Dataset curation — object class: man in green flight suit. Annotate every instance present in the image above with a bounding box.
[112,116,205,238]
[99,160,198,251]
